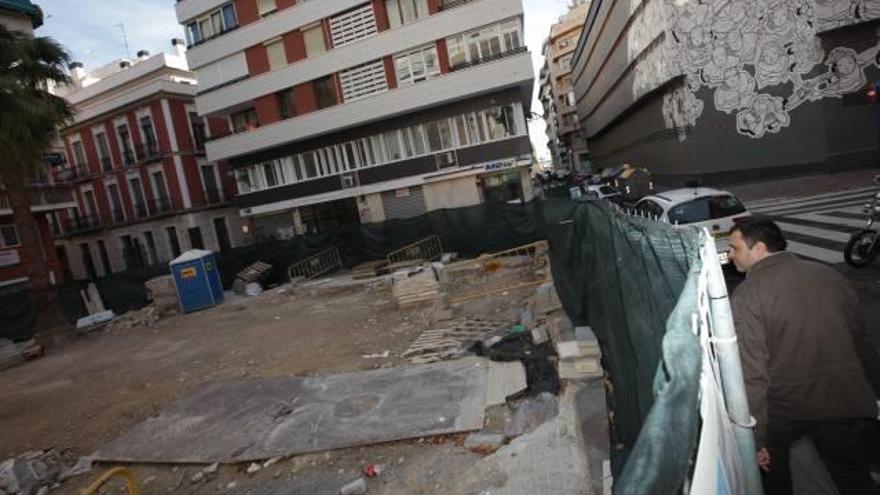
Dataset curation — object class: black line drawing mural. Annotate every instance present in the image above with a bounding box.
[665,0,880,138]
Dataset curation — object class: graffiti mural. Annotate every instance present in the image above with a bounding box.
[665,0,880,138]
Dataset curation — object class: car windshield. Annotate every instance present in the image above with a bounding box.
[667,194,746,224]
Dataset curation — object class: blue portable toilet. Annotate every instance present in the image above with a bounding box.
[170,249,224,313]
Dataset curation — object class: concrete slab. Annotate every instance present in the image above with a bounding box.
[94,358,489,464]
[486,361,527,406]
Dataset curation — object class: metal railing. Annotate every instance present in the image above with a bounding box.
[135,142,161,163]
[132,202,149,218]
[449,46,528,72]
[62,214,102,235]
[30,187,73,206]
[110,208,126,225]
[386,235,444,266]
[100,156,113,172]
[288,246,343,280]
[445,240,551,304]
[204,188,224,205]
[148,196,173,215]
[122,150,136,167]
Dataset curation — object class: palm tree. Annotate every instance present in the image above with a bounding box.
[0,24,74,333]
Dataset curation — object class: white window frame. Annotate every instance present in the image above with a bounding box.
[147,164,170,202]
[104,179,126,221]
[394,44,440,86]
[69,135,86,167]
[114,117,135,161]
[127,172,148,211]
[80,184,99,219]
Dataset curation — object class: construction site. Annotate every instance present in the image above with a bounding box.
[0,198,755,495]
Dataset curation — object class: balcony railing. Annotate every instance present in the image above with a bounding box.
[133,202,149,219]
[100,156,113,172]
[135,142,162,163]
[148,196,174,215]
[110,208,126,225]
[449,46,528,72]
[62,214,102,235]
[30,187,74,206]
[204,188,224,205]
[122,149,136,167]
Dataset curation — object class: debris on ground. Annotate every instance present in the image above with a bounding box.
[402,317,509,364]
[339,477,367,494]
[233,261,273,295]
[104,304,173,332]
[0,450,68,495]
[392,266,441,308]
[75,310,116,334]
[463,433,506,454]
[361,463,384,478]
[471,332,560,396]
[556,326,602,380]
[145,275,179,313]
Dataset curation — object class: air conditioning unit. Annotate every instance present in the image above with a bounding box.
[341,173,358,188]
[435,151,457,169]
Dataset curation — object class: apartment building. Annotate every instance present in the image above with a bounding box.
[539,0,589,172]
[54,42,244,280]
[175,0,535,238]
[0,0,77,290]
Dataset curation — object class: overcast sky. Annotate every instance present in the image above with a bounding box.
[37,0,574,162]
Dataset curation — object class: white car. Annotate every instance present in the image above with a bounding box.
[584,184,621,202]
[634,187,751,264]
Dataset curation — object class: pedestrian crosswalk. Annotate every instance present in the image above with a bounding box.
[744,187,876,264]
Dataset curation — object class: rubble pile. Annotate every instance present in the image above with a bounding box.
[0,451,92,495]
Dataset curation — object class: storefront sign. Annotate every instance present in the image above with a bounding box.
[0,249,20,268]
[483,160,516,172]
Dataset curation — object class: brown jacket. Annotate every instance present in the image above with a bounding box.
[731,252,877,447]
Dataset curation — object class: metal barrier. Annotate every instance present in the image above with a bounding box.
[288,246,342,280]
[386,235,444,266]
[445,240,551,304]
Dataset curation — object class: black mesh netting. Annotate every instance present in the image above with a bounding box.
[1,198,705,494]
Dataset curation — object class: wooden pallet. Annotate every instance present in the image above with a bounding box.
[403,318,509,364]
[236,261,273,283]
[351,260,389,280]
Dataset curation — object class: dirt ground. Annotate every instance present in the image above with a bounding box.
[0,271,537,494]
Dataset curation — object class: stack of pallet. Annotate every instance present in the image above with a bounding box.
[236,261,272,284]
[392,268,441,309]
[556,326,603,379]
[350,260,389,280]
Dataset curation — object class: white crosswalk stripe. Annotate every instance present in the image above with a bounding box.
[742,187,877,264]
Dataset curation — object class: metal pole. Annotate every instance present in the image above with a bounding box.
[704,235,764,494]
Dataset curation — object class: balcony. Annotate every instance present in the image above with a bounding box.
[62,214,102,236]
[110,208,126,225]
[122,150,136,167]
[194,0,523,115]
[205,50,534,162]
[148,196,174,216]
[135,142,162,163]
[132,202,149,219]
[100,156,114,172]
[204,188,225,205]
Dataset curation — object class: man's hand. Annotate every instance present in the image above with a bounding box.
[757,447,771,472]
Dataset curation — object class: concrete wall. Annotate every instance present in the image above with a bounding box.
[357,193,386,224]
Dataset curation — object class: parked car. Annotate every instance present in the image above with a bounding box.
[583,184,621,202]
[634,187,751,264]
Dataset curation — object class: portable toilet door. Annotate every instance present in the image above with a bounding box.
[170,249,221,313]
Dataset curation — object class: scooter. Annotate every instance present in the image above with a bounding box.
[844,174,880,267]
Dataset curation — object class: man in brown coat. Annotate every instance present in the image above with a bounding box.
[728,217,878,494]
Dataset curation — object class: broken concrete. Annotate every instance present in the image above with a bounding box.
[464,433,506,454]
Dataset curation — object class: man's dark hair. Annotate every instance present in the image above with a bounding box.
[731,217,787,252]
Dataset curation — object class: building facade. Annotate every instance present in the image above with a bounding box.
[572,0,880,183]
[54,43,244,280]
[540,0,590,172]
[175,0,535,239]
[0,0,78,291]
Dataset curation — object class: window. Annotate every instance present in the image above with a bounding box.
[235,168,253,193]
[395,45,440,85]
[71,140,86,167]
[231,108,259,133]
[262,161,283,187]
[189,112,206,150]
[277,89,295,119]
[485,105,516,140]
[446,36,467,68]
[447,19,521,67]
[188,227,204,250]
[636,200,664,219]
[386,0,429,28]
[557,38,571,50]
[383,131,402,161]
[500,19,521,52]
[166,227,181,258]
[140,116,157,149]
[425,119,453,151]
[301,152,318,178]
[303,24,327,57]
[0,225,19,248]
[95,132,112,170]
[557,54,573,72]
[116,123,133,164]
[106,183,124,221]
[453,116,469,146]
[665,195,746,224]
[185,2,237,45]
[257,0,276,17]
[129,177,146,214]
[409,126,427,155]
[314,76,337,109]
[265,38,286,70]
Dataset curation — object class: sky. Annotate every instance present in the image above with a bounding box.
[36,0,574,162]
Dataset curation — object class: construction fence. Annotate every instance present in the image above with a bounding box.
[2,198,761,494]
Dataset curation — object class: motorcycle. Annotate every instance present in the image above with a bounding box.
[844,174,880,267]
